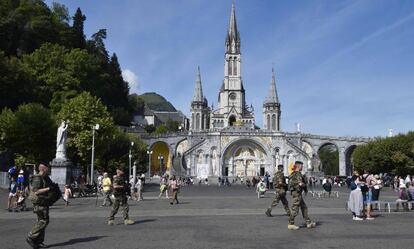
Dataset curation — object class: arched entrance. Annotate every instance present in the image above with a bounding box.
[229,115,236,126]
[150,141,171,176]
[345,145,357,176]
[221,139,270,177]
[317,143,339,176]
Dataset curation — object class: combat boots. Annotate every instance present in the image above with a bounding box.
[107,220,115,226]
[265,209,272,217]
[306,222,316,228]
[124,219,134,225]
[287,224,300,230]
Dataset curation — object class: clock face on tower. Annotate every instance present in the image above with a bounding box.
[229,92,236,100]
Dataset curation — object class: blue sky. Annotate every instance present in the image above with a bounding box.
[45,0,414,137]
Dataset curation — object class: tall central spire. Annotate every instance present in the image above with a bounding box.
[225,1,240,54]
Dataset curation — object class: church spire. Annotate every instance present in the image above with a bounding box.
[264,67,279,104]
[192,66,204,103]
[225,1,240,54]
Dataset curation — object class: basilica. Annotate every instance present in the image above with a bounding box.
[142,3,369,178]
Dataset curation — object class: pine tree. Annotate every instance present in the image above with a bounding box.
[72,7,86,49]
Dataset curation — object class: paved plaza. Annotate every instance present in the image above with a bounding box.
[1,184,413,249]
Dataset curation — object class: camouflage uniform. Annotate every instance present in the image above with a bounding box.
[288,171,313,226]
[266,170,291,216]
[109,175,130,221]
[28,174,51,245]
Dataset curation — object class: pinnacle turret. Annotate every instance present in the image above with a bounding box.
[192,66,204,103]
[264,67,279,105]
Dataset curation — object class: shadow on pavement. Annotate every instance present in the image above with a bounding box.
[136,218,157,224]
[48,236,107,247]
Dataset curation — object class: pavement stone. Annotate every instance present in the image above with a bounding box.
[0,184,413,249]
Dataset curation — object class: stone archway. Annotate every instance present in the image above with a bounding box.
[317,143,339,176]
[221,139,270,177]
[345,145,357,176]
[175,139,188,173]
[150,141,171,176]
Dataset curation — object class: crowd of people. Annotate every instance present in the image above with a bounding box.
[6,165,30,212]
[348,171,414,220]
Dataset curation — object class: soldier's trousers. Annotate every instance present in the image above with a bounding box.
[103,191,113,206]
[269,189,291,216]
[28,205,49,243]
[289,191,311,225]
[109,196,129,220]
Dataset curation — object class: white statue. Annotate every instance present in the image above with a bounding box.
[56,121,68,159]
[212,150,217,175]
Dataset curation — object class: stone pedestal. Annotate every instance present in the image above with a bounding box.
[50,158,73,190]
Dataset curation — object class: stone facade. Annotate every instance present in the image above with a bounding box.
[142,3,370,177]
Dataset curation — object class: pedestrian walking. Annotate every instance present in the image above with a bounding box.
[63,184,72,206]
[256,178,266,198]
[158,175,169,199]
[135,177,144,201]
[169,175,180,205]
[265,165,291,217]
[287,161,316,230]
[101,173,113,207]
[26,163,53,249]
[108,169,134,225]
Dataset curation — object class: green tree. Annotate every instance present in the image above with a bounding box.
[0,108,16,151]
[0,104,55,163]
[318,144,339,175]
[56,92,114,169]
[0,0,72,57]
[20,43,100,112]
[166,119,179,132]
[128,94,145,115]
[353,132,414,175]
[71,7,86,49]
[155,124,168,134]
[97,129,147,175]
[0,52,33,110]
[144,124,156,134]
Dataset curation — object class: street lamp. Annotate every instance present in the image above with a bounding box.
[129,141,134,177]
[90,124,100,184]
[146,150,153,176]
[158,154,164,175]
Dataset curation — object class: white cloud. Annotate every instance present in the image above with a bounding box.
[122,69,139,94]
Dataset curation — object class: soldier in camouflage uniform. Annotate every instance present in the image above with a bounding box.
[26,163,52,249]
[265,165,291,217]
[288,161,316,230]
[108,169,134,225]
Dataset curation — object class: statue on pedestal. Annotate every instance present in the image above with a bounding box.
[51,120,73,190]
[56,121,68,160]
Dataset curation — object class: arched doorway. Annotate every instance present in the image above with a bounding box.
[175,139,188,173]
[317,143,339,176]
[150,141,171,176]
[221,139,270,177]
[345,145,357,176]
[229,115,236,126]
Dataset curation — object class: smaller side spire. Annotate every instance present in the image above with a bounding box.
[192,66,204,103]
[264,67,279,104]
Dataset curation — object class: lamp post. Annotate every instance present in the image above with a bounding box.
[158,155,164,175]
[90,124,100,184]
[146,150,153,176]
[129,141,134,177]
